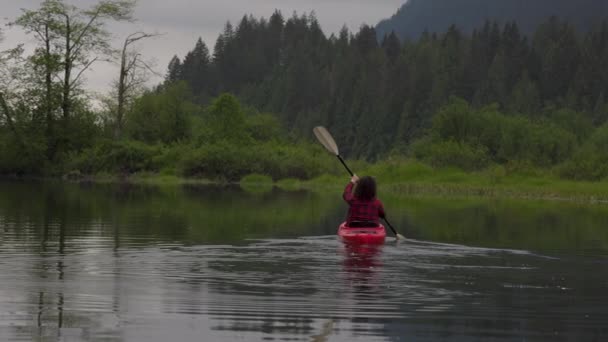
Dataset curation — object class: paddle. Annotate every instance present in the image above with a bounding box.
[313,126,406,240]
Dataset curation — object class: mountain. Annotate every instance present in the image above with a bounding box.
[376,0,608,40]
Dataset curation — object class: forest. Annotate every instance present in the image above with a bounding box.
[376,0,608,40]
[2,0,608,183]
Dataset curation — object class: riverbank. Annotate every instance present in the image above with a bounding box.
[16,160,605,203]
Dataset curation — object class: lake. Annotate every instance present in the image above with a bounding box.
[1,180,607,341]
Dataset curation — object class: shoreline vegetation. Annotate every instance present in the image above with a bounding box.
[3,2,608,205]
[6,160,608,204]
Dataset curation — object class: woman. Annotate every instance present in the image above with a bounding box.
[343,175,386,227]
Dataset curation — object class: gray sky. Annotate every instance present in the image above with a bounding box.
[1,0,404,96]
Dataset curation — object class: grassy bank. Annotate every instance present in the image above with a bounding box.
[55,159,608,203]
[308,160,608,203]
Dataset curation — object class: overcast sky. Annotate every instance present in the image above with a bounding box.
[1,0,405,96]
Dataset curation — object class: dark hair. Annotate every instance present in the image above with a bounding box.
[354,176,377,201]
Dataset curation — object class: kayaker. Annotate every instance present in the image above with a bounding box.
[343,175,386,227]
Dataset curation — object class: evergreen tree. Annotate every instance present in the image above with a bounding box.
[381,31,401,63]
[533,17,580,103]
[354,25,378,56]
[165,55,182,83]
[509,71,541,115]
[181,38,211,99]
[266,10,285,67]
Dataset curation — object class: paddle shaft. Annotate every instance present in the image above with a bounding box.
[337,155,354,177]
[382,216,399,237]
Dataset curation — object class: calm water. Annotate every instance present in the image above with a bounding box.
[1,180,607,341]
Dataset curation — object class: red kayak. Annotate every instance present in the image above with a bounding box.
[338,222,386,244]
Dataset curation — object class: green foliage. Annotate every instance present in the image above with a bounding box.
[245,113,282,142]
[6,3,608,182]
[413,140,490,171]
[151,143,194,175]
[558,124,608,180]
[163,11,608,160]
[376,0,605,40]
[200,93,249,144]
[179,141,333,182]
[68,139,161,174]
[418,98,577,170]
[179,144,254,181]
[126,82,195,144]
[0,133,47,175]
[360,158,434,183]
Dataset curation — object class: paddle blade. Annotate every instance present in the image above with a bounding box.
[313,126,339,155]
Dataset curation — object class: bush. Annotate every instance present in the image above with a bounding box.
[151,143,193,175]
[557,152,607,181]
[126,82,195,144]
[423,98,577,168]
[179,143,253,181]
[557,125,608,181]
[246,113,283,142]
[0,134,47,175]
[412,139,490,171]
[179,142,334,181]
[69,139,160,174]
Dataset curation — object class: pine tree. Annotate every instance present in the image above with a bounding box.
[509,71,541,115]
[381,31,401,63]
[165,55,182,84]
[266,10,284,67]
[354,25,378,56]
[534,17,581,103]
[181,38,211,100]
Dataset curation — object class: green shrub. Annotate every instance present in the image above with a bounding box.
[179,143,252,181]
[69,139,160,174]
[427,98,577,168]
[557,124,608,181]
[179,142,334,181]
[412,140,490,171]
[0,134,47,175]
[246,113,283,142]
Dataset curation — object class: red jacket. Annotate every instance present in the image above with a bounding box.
[343,182,386,224]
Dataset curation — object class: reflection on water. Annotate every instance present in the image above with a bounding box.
[0,180,607,341]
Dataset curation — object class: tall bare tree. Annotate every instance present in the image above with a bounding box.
[114,31,161,138]
[12,1,63,143]
[0,41,26,146]
[14,0,136,122]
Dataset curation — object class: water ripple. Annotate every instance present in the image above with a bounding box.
[1,221,608,341]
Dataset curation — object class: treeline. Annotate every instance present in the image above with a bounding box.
[3,2,608,182]
[2,82,334,180]
[167,12,608,162]
[0,1,333,181]
[375,0,608,40]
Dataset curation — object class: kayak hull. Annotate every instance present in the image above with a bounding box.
[338,222,386,244]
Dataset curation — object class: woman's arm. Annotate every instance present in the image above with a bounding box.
[343,182,354,203]
[378,200,386,219]
[343,175,359,203]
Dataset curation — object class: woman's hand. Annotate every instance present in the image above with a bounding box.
[350,175,359,184]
